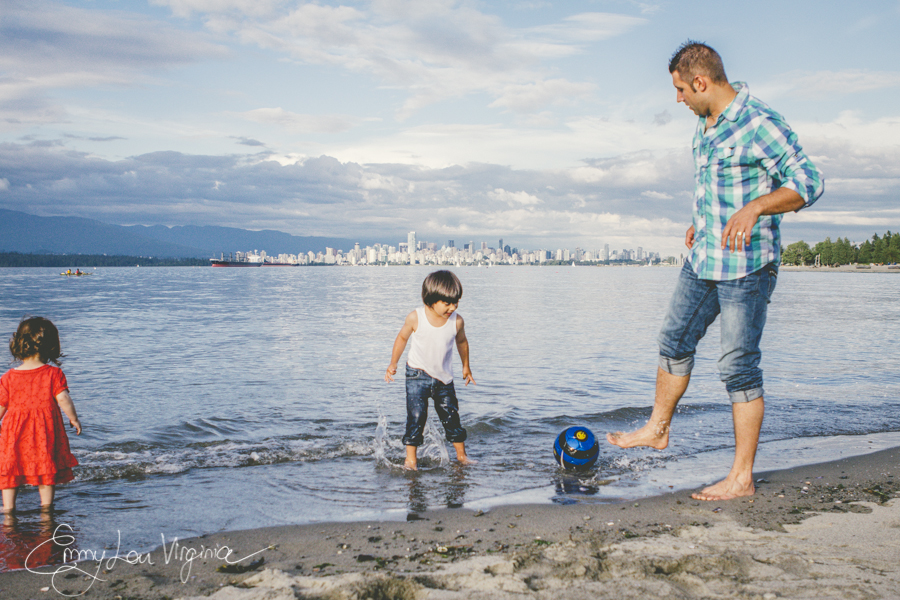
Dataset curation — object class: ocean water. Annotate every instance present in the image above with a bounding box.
[0,265,898,569]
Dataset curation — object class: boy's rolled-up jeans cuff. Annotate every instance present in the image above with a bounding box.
[727,387,764,404]
[659,355,693,377]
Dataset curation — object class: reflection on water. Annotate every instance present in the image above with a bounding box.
[405,462,473,516]
[0,508,74,572]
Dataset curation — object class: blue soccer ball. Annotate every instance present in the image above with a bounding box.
[553,426,599,471]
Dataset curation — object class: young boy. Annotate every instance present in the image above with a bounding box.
[385,270,475,470]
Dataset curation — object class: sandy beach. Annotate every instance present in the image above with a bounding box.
[0,446,896,599]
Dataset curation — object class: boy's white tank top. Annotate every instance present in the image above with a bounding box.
[407,307,457,384]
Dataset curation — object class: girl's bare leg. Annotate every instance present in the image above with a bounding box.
[38,485,55,508]
[2,488,17,513]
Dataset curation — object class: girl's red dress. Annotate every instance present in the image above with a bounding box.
[0,365,78,489]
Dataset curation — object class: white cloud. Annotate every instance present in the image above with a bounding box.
[760,70,900,101]
[489,79,595,113]
[489,188,542,206]
[527,12,647,43]
[806,111,900,149]
[238,108,360,134]
[791,208,900,227]
[0,1,227,126]
[150,0,287,18]
[153,3,646,117]
[641,190,672,200]
[0,178,10,191]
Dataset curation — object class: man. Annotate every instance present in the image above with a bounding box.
[607,41,824,501]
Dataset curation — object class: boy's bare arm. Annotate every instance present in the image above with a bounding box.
[55,390,82,435]
[385,311,417,382]
[455,316,475,386]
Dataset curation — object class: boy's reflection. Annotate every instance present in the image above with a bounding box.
[405,463,472,516]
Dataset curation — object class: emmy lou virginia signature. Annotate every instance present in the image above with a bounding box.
[24,524,267,596]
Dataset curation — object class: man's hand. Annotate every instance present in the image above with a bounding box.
[461,367,476,386]
[385,364,397,382]
[721,203,762,252]
[685,225,695,249]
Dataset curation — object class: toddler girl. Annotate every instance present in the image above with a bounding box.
[0,317,82,513]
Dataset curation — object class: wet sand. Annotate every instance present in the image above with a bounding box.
[0,446,898,599]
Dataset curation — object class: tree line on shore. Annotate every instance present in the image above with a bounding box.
[782,231,900,266]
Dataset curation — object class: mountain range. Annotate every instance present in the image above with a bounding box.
[0,209,379,258]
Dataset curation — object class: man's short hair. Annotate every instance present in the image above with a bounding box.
[669,40,728,87]
[422,270,463,306]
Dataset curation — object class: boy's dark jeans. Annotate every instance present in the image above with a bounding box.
[403,365,467,446]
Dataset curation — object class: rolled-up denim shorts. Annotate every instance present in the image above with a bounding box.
[403,365,467,446]
[657,260,778,403]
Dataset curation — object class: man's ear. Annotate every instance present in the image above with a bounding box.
[693,75,708,93]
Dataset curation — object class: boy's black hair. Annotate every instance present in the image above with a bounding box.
[422,270,463,306]
[9,316,64,365]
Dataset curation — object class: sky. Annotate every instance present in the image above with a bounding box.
[1,0,899,256]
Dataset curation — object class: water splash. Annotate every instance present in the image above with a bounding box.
[417,419,451,468]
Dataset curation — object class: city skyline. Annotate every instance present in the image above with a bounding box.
[238,230,662,266]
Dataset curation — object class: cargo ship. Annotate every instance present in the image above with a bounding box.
[210,252,263,267]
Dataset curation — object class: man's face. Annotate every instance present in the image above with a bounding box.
[671,70,706,117]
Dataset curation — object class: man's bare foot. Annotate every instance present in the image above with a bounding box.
[691,477,754,501]
[606,421,670,450]
[403,458,418,470]
[456,455,477,465]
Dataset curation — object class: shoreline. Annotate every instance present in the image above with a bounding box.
[1,446,897,599]
[780,264,900,273]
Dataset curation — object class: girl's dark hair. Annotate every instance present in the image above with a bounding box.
[422,270,463,306]
[9,316,63,365]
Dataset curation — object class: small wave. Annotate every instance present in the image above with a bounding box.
[74,436,378,482]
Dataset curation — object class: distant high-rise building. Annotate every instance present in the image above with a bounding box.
[448,240,455,248]
[499,238,503,251]
[407,231,416,264]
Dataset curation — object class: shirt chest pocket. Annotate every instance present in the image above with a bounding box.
[714,146,752,180]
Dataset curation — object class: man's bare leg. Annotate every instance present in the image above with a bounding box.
[692,396,764,501]
[607,368,690,450]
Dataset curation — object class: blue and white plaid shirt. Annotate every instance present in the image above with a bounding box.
[689,82,824,280]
